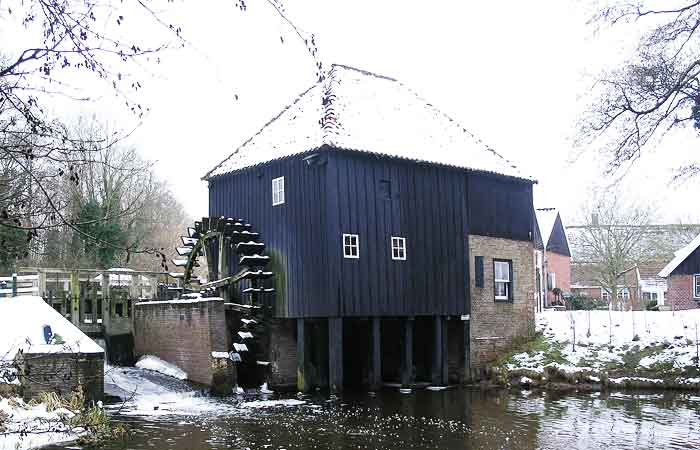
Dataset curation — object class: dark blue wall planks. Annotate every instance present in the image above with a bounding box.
[209,149,534,319]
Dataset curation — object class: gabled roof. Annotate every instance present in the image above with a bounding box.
[535,208,571,256]
[658,232,700,278]
[204,64,534,182]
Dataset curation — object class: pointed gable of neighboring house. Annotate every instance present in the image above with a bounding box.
[535,208,571,257]
[204,64,533,182]
[658,233,700,278]
[658,232,700,310]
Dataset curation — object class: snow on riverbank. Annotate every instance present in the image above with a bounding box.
[502,310,700,387]
[135,355,188,380]
[0,397,77,450]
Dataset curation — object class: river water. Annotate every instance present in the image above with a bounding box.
[45,366,700,450]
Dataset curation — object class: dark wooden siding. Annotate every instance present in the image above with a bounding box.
[467,173,534,242]
[546,214,571,257]
[673,245,700,275]
[208,155,332,318]
[209,150,535,319]
[326,152,471,317]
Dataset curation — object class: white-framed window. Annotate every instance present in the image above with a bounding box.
[617,290,630,301]
[494,260,512,301]
[343,234,359,259]
[548,272,556,290]
[694,274,700,298]
[602,290,610,302]
[272,176,285,206]
[391,236,406,260]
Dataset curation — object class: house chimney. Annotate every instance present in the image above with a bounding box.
[591,213,599,226]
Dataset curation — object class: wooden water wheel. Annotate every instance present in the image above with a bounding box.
[172,216,275,387]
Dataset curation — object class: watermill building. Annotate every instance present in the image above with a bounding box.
[203,64,537,391]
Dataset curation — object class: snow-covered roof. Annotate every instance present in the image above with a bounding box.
[658,232,700,278]
[0,296,103,360]
[205,64,533,182]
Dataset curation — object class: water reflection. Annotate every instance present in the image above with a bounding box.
[46,388,700,450]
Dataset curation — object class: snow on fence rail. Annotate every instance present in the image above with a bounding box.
[0,274,40,298]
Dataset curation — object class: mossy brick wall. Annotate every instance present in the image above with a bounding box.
[666,275,700,310]
[133,299,228,386]
[268,319,297,389]
[18,352,104,403]
[469,235,536,369]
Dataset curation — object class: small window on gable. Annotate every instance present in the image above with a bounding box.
[494,259,513,302]
[694,274,700,299]
[272,177,285,206]
[343,234,359,259]
[379,180,392,200]
[391,236,406,260]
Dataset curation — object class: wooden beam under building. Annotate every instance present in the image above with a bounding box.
[296,319,307,393]
[370,317,381,390]
[328,317,343,394]
[401,318,414,387]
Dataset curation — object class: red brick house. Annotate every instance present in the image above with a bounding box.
[658,233,700,310]
[571,262,667,309]
[534,208,571,309]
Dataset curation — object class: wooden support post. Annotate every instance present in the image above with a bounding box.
[297,319,307,393]
[70,271,80,327]
[218,235,230,302]
[441,318,449,385]
[401,318,414,387]
[101,273,111,334]
[431,316,443,385]
[328,317,343,394]
[462,318,471,384]
[38,271,46,297]
[370,317,382,390]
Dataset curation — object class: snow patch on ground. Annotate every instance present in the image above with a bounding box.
[0,397,78,450]
[505,310,700,386]
[135,355,188,380]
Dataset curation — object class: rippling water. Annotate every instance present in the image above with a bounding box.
[45,385,700,450]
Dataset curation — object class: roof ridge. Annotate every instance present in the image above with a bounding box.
[330,63,398,82]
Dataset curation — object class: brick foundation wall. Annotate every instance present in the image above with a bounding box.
[269,319,297,388]
[469,235,535,369]
[546,252,571,302]
[133,298,229,386]
[666,275,700,310]
[18,352,104,403]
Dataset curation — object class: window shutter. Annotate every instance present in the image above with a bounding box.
[509,261,514,301]
[475,256,484,288]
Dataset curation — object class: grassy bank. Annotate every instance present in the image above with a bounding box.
[494,310,700,391]
[0,389,128,450]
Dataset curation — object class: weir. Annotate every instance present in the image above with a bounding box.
[15,267,181,365]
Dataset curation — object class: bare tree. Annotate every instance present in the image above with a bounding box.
[569,195,657,310]
[581,1,700,178]
[0,0,320,266]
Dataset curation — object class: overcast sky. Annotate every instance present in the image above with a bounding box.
[15,0,700,226]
